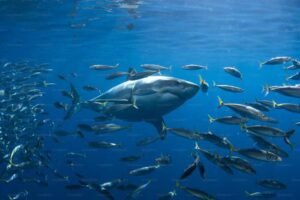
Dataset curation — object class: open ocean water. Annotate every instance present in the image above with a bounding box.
[1,0,300,199]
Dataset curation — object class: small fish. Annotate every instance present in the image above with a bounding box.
[236,148,282,162]
[213,82,244,93]
[83,85,101,92]
[64,152,86,159]
[105,71,129,80]
[199,75,209,93]
[120,155,142,162]
[263,84,300,99]
[256,99,274,108]
[88,141,122,149]
[167,127,202,140]
[61,90,73,99]
[182,64,208,70]
[218,97,276,123]
[224,66,242,79]
[92,123,131,134]
[223,156,256,175]
[129,165,160,176]
[246,102,270,112]
[200,131,236,151]
[180,155,199,180]
[65,184,85,190]
[241,124,295,149]
[54,102,68,111]
[53,169,69,181]
[140,64,171,72]
[286,72,300,81]
[155,154,172,165]
[245,191,276,198]
[195,142,233,175]
[54,130,73,137]
[94,115,112,122]
[176,182,216,200]
[260,56,291,67]
[273,100,300,113]
[127,69,158,80]
[158,190,176,200]
[75,130,85,138]
[58,74,67,81]
[77,124,93,132]
[136,135,160,147]
[125,180,151,200]
[8,190,29,200]
[90,64,119,70]
[257,179,287,190]
[208,115,248,125]
[250,135,288,158]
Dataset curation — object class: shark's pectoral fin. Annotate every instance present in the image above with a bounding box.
[145,117,167,140]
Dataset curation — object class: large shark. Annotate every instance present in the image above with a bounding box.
[66,76,199,138]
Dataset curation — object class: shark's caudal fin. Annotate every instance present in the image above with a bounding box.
[64,83,82,120]
[145,117,167,140]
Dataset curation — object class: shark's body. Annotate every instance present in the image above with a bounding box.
[67,76,199,138]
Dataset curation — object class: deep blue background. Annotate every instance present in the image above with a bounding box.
[1,0,300,199]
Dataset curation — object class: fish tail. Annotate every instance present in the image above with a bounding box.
[212,81,216,87]
[217,96,224,108]
[115,63,119,68]
[284,129,295,149]
[169,65,172,71]
[175,181,180,188]
[198,74,203,83]
[262,85,270,96]
[162,122,168,132]
[272,100,277,108]
[208,114,215,123]
[259,61,264,68]
[194,142,202,151]
[245,191,251,196]
[64,83,82,120]
[240,123,247,131]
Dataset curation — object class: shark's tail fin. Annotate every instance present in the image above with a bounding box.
[64,83,82,120]
[284,129,295,150]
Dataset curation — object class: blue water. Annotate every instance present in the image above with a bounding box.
[1,0,300,199]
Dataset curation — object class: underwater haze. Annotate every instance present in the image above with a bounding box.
[1,0,300,199]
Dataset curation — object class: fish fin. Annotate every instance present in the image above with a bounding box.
[115,63,119,68]
[212,81,216,87]
[194,142,201,151]
[145,117,167,140]
[259,61,264,68]
[284,130,295,149]
[272,100,277,108]
[198,74,203,83]
[208,114,215,123]
[64,83,82,120]
[245,191,251,196]
[262,85,270,96]
[217,96,224,108]
[127,67,136,80]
